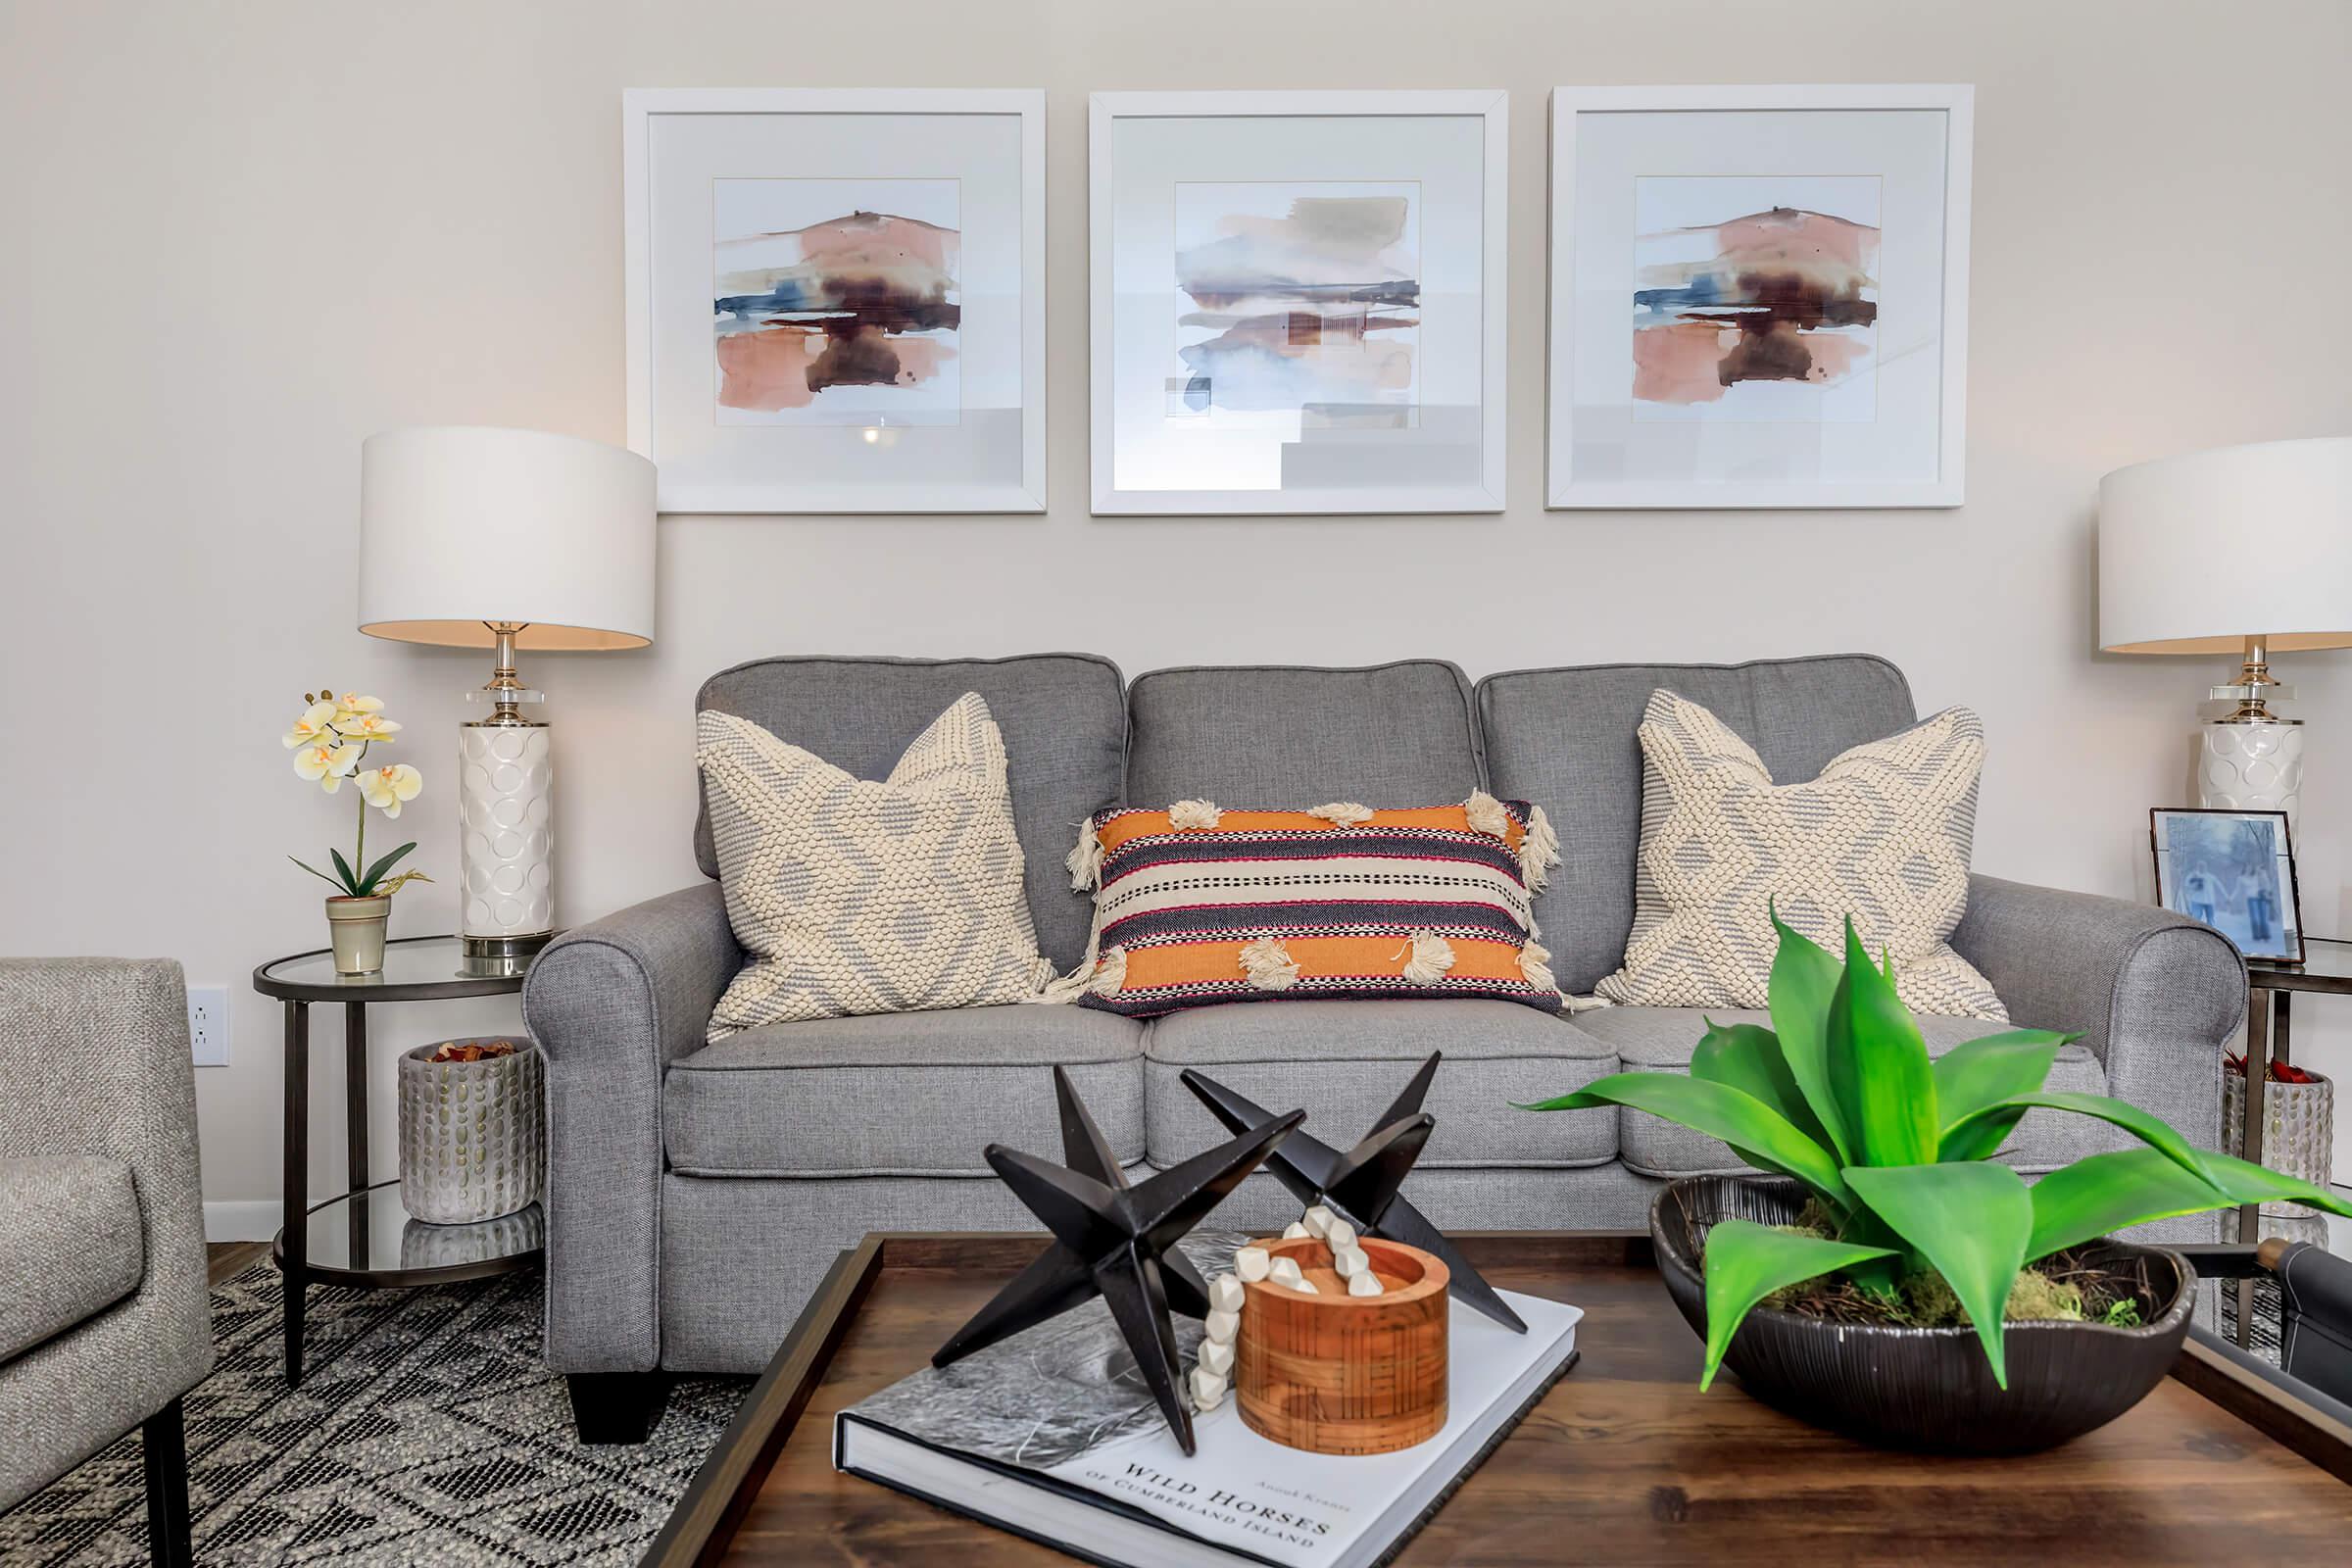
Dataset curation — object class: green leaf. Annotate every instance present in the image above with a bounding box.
[1845,1162,2033,1388]
[1824,920,1937,1166]
[1519,1072,1852,1212]
[327,848,362,896]
[2026,1148,2233,1260]
[286,856,347,892]
[1953,1091,2217,1188]
[1933,1030,2074,1161]
[2194,1151,2352,1220]
[360,841,417,895]
[1765,907,1854,1165]
[1695,1219,1897,1391]
[1691,1021,1836,1153]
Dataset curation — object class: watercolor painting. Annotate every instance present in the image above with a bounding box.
[1631,175,1881,422]
[1169,182,1419,425]
[711,177,960,426]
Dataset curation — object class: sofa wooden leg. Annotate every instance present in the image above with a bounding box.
[142,1396,193,1568]
[566,1371,667,1445]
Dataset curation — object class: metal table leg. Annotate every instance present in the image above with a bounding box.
[346,1002,369,1270]
[2237,990,2271,1348]
[283,999,309,1385]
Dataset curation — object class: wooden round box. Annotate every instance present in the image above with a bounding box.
[1236,1235,1448,1454]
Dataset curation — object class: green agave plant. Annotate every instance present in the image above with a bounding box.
[1522,911,2352,1391]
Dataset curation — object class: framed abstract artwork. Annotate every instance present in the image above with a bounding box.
[623,89,1045,514]
[1089,90,1508,515]
[1546,85,1973,510]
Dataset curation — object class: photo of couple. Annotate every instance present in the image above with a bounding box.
[2154,808,2301,961]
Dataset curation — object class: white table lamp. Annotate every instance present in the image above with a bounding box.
[358,426,656,967]
[2098,436,2352,829]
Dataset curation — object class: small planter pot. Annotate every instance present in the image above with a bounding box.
[1651,1176,2194,1454]
[324,894,391,975]
[397,1038,544,1225]
[2226,1067,2333,1217]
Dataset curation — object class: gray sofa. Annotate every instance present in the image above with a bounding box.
[1,958,214,1560]
[520,653,2244,1432]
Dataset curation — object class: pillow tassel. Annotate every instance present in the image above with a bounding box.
[1307,801,1375,828]
[1169,799,1223,830]
[1394,930,1455,985]
[1239,936,1301,991]
[1463,789,1511,841]
[1090,944,1129,998]
[1520,803,1561,893]
[1065,815,1105,892]
[1518,938,1559,994]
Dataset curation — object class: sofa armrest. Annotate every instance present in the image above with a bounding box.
[521,882,739,1372]
[1950,874,2245,1152]
[0,958,214,1500]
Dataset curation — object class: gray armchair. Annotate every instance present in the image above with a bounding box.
[0,958,214,1563]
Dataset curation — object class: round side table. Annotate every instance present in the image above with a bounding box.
[253,934,544,1386]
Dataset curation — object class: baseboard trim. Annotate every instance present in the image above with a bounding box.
[204,1201,279,1243]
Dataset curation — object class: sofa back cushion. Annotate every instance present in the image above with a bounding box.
[1476,656,1917,995]
[1123,661,1482,808]
[694,654,1125,971]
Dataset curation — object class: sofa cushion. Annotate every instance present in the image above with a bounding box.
[1568,1006,2123,1177]
[1476,656,1917,995]
[663,1005,1145,1177]
[0,1155,144,1363]
[694,654,1125,971]
[1143,1000,1618,1170]
[1124,662,1482,809]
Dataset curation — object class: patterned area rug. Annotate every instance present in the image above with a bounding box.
[0,1263,747,1566]
[2220,1273,2285,1363]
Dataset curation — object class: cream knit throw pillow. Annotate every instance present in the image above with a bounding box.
[1592,691,2006,1019]
[698,694,1049,1039]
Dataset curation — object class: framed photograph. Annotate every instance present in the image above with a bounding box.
[2151,808,2303,963]
[623,89,1046,514]
[1089,90,1508,515]
[1546,84,1973,510]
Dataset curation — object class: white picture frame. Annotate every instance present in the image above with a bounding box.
[1089,90,1508,515]
[623,88,1046,514]
[1546,84,1973,510]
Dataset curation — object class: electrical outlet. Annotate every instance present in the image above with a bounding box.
[187,985,229,1067]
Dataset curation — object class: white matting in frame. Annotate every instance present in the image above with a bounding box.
[1547,85,1973,510]
[1090,91,1507,515]
[624,88,1045,514]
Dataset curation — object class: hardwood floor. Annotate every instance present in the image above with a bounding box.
[205,1241,269,1286]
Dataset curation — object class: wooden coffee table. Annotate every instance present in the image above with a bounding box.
[649,1232,2352,1566]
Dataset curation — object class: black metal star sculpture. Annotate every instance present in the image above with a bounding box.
[933,1066,1304,1455]
[1180,1052,1527,1333]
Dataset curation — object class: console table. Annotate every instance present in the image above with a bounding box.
[252,934,543,1386]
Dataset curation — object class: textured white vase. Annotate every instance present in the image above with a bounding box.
[2200,721,2304,830]
[459,724,554,947]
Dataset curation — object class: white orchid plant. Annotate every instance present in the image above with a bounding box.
[283,689,431,901]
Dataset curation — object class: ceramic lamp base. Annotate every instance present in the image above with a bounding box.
[459,722,555,954]
[2201,720,2304,830]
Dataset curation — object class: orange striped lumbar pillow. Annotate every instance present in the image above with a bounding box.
[1037,794,1563,1018]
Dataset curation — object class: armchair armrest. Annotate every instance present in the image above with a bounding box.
[521,882,739,1373]
[1950,873,2245,1151]
[0,958,213,1498]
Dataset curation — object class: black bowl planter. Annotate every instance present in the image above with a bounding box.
[1651,1176,2196,1454]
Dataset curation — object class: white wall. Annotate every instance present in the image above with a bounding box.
[4,0,2350,1230]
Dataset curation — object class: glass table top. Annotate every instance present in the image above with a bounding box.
[255,935,535,1000]
[286,1180,543,1280]
[2250,936,2352,991]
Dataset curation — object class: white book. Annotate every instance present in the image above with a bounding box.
[836,1234,1582,1568]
